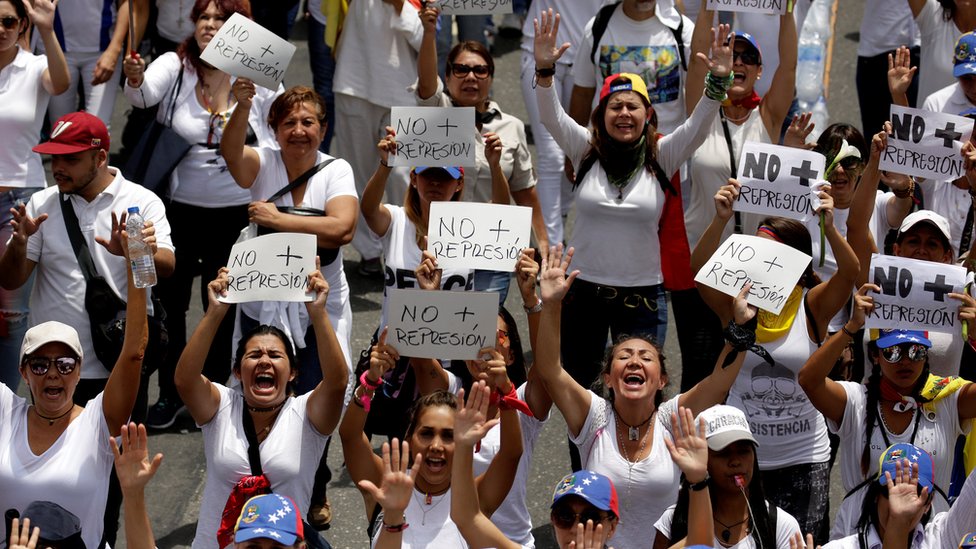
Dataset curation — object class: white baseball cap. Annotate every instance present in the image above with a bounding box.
[898,210,952,243]
[20,321,84,363]
[697,405,758,451]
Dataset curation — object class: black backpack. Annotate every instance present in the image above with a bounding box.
[589,1,688,71]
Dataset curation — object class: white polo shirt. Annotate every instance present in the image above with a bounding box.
[0,48,51,188]
[25,168,173,379]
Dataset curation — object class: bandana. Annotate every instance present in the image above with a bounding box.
[602,135,647,199]
[879,373,970,413]
[489,384,534,417]
[756,286,803,343]
[722,90,762,110]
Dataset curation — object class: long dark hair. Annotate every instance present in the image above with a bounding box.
[815,123,868,162]
[669,452,776,548]
[451,307,527,392]
[177,0,252,75]
[591,334,668,409]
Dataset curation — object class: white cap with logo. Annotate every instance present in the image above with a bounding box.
[696,404,759,451]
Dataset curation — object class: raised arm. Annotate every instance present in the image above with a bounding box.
[173,269,228,425]
[416,3,439,100]
[685,0,713,115]
[102,233,149,436]
[28,0,69,95]
[357,439,419,549]
[360,128,397,237]
[887,45,917,108]
[759,9,798,138]
[221,78,262,188]
[806,192,860,337]
[484,132,513,204]
[0,203,42,290]
[536,244,592,436]
[664,407,713,547]
[304,265,349,435]
[111,423,163,549]
[883,459,929,549]
[849,128,887,285]
[690,180,739,325]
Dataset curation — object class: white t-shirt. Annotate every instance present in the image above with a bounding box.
[536,82,720,287]
[858,0,919,57]
[25,171,174,379]
[191,384,330,549]
[155,0,195,43]
[915,0,964,103]
[333,0,422,107]
[572,3,694,133]
[921,179,975,260]
[521,0,615,64]
[123,52,281,207]
[571,392,681,549]
[471,384,550,548]
[827,381,967,540]
[922,81,974,115]
[0,48,50,188]
[727,291,831,469]
[734,5,810,97]
[0,389,111,549]
[371,489,468,548]
[655,502,801,548]
[45,0,116,53]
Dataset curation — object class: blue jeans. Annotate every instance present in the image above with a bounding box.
[473,269,511,306]
[436,14,488,80]
[0,188,40,390]
[307,16,336,153]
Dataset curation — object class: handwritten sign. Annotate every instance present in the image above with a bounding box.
[220,233,315,303]
[734,142,826,222]
[200,13,295,90]
[694,234,812,314]
[436,0,513,15]
[865,254,967,333]
[387,289,498,359]
[879,105,974,181]
[428,202,531,271]
[706,0,786,15]
[390,106,476,167]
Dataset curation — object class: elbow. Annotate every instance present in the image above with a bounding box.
[52,79,71,95]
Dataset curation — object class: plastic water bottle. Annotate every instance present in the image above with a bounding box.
[810,95,830,141]
[796,37,825,104]
[126,206,157,288]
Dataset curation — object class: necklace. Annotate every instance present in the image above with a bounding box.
[612,405,655,441]
[247,401,285,413]
[615,409,652,513]
[411,489,446,526]
[722,106,751,124]
[714,515,749,543]
[32,405,73,426]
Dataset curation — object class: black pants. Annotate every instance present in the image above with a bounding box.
[857,47,921,138]
[670,288,724,392]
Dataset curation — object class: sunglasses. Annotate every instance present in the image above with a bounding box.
[24,356,79,376]
[733,49,760,66]
[0,16,19,30]
[839,156,864,173]
[880,343,928,363]
[550,507,610,530]
[450,63,491,79]
[497,329,509,345]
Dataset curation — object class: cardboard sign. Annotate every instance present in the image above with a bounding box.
[427,202,532,271]
[390,106,476,167]
[436,0,513,15]
[879,105,974,181]
[865,254,968,333]
[200,13,295,89]
[734,142,826,222]
[694,234,812,314]
[220,233,316,303]
[706,0,787,15]
[387,289,498,359]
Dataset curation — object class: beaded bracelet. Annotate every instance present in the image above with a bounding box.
[704,71,734,102]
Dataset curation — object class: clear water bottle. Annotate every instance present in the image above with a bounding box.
[796,37,825,103]
[126,206,157,288]
[810,95,830,141]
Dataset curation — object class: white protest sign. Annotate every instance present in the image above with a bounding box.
[390,106,476,167]
[220,233,316,303]
[387,289,498,360]
[734,142,826,222]
[199,13,295,90]
[706,0,786,15]
[879,105,974,181]
[427,202,532,272]
[436,0,513,15]
[865,254,967,333]
[694,234,812,314]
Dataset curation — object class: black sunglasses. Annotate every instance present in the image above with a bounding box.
[0,16,19,30]
[24,356,79,376]
[880,343,928,363]
[550,507,610,530]
[733,49,760,66]
[450,63,491,79]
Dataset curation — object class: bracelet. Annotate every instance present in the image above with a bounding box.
[383,521,409,533]
[360,370,382,391]
[535,65,556,78]
[704,71,734,101]
[523,298,543,314]
[723,319,756,352]
[841,325,857,339]
[354,385,374,412]
[686,474,710,491]
[379,159,391,168]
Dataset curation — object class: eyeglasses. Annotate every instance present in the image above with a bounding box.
[550,507,610,529]
[450,63,491,79]
[0,16,19,30]
[880,343,928,363]
[24,356,79,376]
[732,49,760,66]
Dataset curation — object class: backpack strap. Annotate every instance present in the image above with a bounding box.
[590,2,686,71]
[241,404,264,476]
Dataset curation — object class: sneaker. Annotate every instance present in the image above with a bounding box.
[357,257,383,278]
[145,398,186,430]
[308,499,332,530]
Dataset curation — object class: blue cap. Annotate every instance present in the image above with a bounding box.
[960,532,976,548]
[234,494,303,546]
[954,32,976,77]
[551,470,619,517]
[735,32,763,64]
[960,107,976,118]
[127,206,139,214]
[874,329,932,350]
[878,443,934,493]
[414,166,463,179]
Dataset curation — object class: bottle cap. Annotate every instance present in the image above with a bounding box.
[127,206,139,214]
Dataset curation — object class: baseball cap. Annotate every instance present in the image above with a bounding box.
[551,470,620,518]
[414,166,463,179]
[5,501,86,549]
[735,32,763,65]
[599,73,651,105]
[697,404,759,451]
[954,32,976,78]
[959,532,976,548]
[877,443,934,493]
[33,112,110,155]
[234,494,303,546]
[873,329,932,350]
[898,210,952,244]
[20,321,84,363]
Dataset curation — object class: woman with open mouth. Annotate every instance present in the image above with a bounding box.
[174,265,348,549]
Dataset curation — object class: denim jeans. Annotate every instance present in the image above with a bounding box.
[307,16,337,153]
[0,188,40,390]
[473,269,511,306]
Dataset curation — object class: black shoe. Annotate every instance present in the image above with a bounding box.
[145,398,186,430]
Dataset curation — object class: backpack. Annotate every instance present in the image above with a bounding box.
[589,1,688,72]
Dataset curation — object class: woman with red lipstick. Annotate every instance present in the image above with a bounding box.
[174,266,349,549]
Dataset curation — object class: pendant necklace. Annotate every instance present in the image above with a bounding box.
[714,515,749,543]
[613,405,655,441]
[412,489,445,526]
[32,405,73,426]
[615,411,652,511]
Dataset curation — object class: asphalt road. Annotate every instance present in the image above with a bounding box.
[89,1,867,546]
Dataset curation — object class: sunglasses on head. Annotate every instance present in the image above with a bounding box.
[450,63,491,79]
[880,343,928,363]
[550,507,610,530]
[24,356,79,376]
[0,16,19,30]
[733,49,760,66]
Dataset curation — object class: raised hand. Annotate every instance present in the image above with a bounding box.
[732,282,758,326]
[784,112,816,150]
[887,45,917,98]
[415,248,442,290]
[949,289,976,339]
[851,283,879,330]
[231,78,257,109]
[95,210,129,257]
[25,0,57,33]
[871,122,892,160]
[206,267,231,314]
[468,347,512,393]
[305,257,330,312]
[8,203,47,246]
[8,517,39,549]
[515,248,540,306]
[123,52,146,87]
[714,179,741,221]
[539,243,578,304]
[665,407,708,483]
[378,126,397,166]
[696,24,734,78]
[533,9,570,68]
[454,381,499,448]
[884,459,930,528]
[111,422,163,496]
[357,439,420,517]
[369,327,400,381]
[569,520,611,549]
[418,2,439,34]
[788,532,820,549]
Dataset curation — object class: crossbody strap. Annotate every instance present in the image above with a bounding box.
[241,404,264,476]
[165,68,185,127]
[266,158,335,204]
[58,193,102,283]
[719,109,743,234]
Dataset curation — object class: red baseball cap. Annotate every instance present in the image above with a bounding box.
[33,112,110,155]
